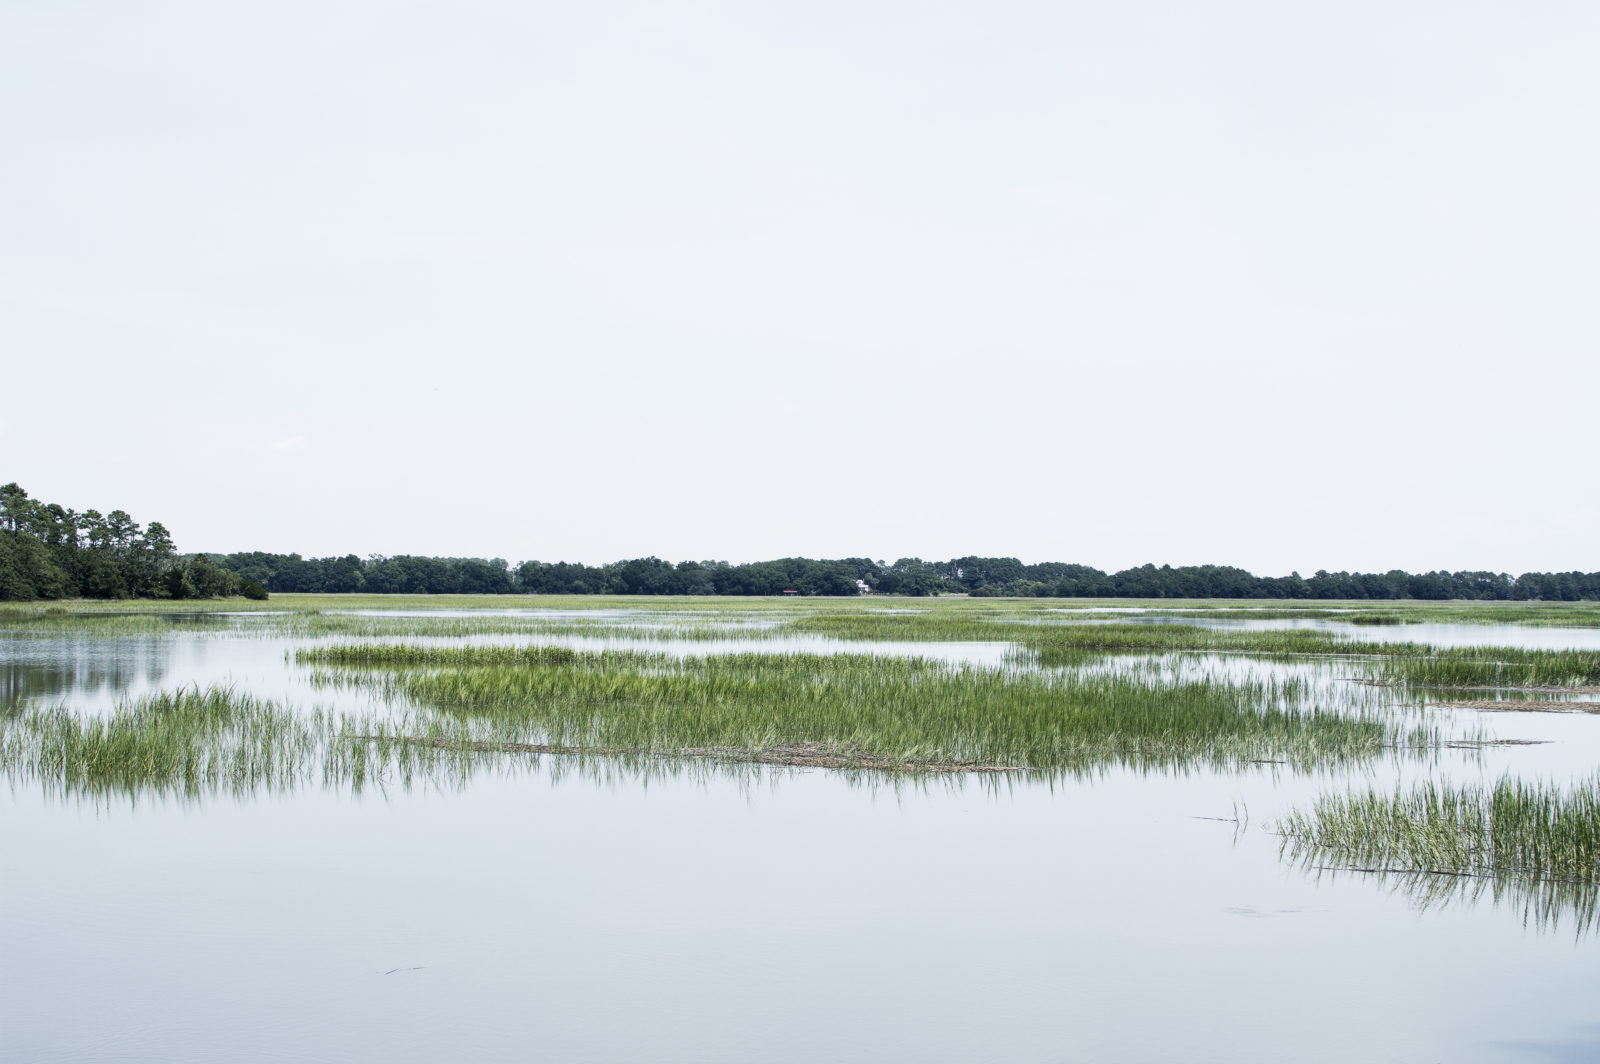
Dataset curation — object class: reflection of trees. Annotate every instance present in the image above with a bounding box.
[1284,852,1599,940]
[0,641,170,710]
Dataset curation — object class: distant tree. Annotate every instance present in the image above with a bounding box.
[674,561,717,596]
[951,557,1026,591]
[187,555,236,598]
[455,558,514,594]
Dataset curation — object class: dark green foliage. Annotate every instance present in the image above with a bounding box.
[1305,569,1600,601]
[187,554,234,599]
[222,552,511,595]
[1,483,181,601]
[0,532,71,600]
[162,565,195,600]
[228,553,872,597]
[15,475,1588,602]
[211,546,1600,601]
[160,554,265,601]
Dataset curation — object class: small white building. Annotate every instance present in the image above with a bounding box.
[855,579,872,595]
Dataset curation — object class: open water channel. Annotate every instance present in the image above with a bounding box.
[3,609,1597,1062]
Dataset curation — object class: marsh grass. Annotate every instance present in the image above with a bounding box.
[12,596,1598,642]
[1276,775,1600,933]
[1027,625,1403,659]
[1376,649,1600,689]
[787,612,1094,643]
[260,613,784,641]
[301,643,584,668]
[0,686,317,799]
[793,613,1600,691]
[0,607,240,635]
[0,604,786,643]
[0,682,701,800]
[1066,601,1600,627]
[6,598,1585,798]
[1361,602,1600,628]
[790,613,1409,655]
[11,594,1600,624]
[303,644,1436,773]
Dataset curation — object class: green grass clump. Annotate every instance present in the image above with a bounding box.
[264,613,783,641]
[1278,775,1600,885]
[791,613,1600,690]
[312,644,1429,773]
[0,607,239,635]
[788,613,1413,659]
[1377,648,1600,689]
[786,611,1076,642]
[301,643,581,668]
[1365,602,1600,628]
[0,686,316,799]
[1024,625,1401,659]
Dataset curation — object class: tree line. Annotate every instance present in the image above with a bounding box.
[210,550,1600,601]
[0,483,266,601]
[4,481,1593,602]
[217,553,880,597]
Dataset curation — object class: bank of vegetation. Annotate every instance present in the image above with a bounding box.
[214,550,1600,601]
[0,483,266,602]
[7,481,1595,601]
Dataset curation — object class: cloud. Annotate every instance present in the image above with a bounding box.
[270,435,310,452]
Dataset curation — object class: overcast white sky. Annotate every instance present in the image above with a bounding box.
[3,1,1595,575]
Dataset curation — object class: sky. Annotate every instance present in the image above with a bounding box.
[3,1,1596,576]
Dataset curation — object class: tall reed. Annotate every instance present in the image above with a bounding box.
[0,686,316,799]
[1278,775,1600,884]
[309,645,1433,772]
[1376,649,1600,689]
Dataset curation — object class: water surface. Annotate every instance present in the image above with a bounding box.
[3,608,1597,1063]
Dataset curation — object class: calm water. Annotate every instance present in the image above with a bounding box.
[3,615,1598,1063]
